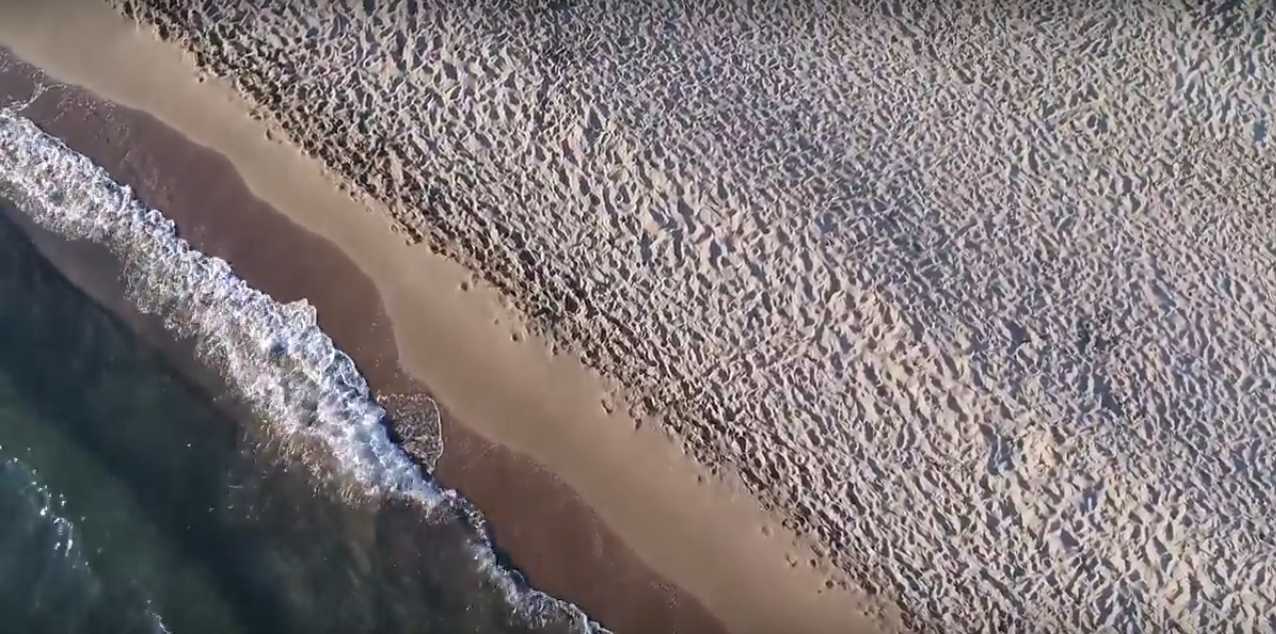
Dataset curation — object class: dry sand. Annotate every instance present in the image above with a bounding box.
[0,2,886,633]
[81,1,1276,632]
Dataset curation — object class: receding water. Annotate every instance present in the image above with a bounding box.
[0,205,587,634]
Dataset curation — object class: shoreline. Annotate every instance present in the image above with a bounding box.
[0,3,893,633]
[0,54,721,634]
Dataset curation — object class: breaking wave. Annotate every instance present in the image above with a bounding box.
[0,110,605,633]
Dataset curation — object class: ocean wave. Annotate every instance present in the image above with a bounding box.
[0,109,605,633]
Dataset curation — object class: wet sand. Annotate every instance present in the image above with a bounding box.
[0,4,886,633]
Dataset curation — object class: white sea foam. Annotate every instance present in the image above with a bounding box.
[0,110,604,633]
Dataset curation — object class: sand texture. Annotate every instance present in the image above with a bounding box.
[41,0,1276,630]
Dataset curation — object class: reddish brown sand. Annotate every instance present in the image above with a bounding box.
[0,49,728,634]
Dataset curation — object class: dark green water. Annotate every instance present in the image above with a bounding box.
[0,209,581,634]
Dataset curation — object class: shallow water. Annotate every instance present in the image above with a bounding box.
[0,198,588,632]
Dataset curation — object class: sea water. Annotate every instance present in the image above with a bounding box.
[0,111,603,633]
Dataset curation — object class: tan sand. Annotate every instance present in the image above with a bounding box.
[0,2,892,633]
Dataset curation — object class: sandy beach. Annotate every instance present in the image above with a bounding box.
[7,0,1273,631]
[0,2,886,633]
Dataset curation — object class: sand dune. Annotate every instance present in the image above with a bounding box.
[68,0,1276,630]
